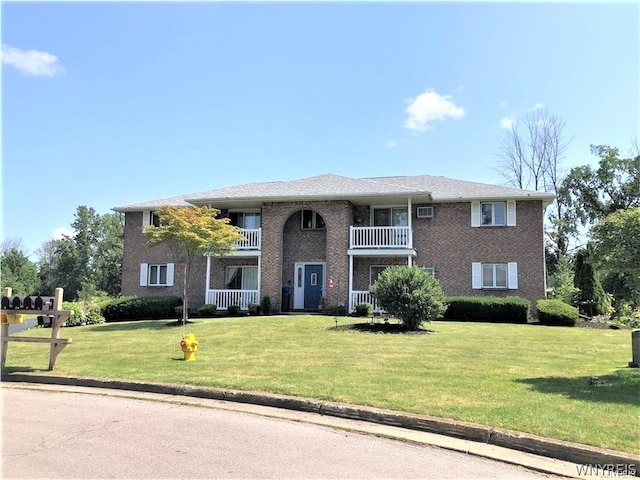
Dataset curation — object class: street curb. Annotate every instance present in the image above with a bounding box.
[3,372,639,476]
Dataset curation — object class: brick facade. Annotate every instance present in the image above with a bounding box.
[121,198,547,312]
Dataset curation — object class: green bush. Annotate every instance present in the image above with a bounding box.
[354,303,373,317]
[227,305,241,315]
[197,304,218,317]
[62,301,105,327]
[373,266,446,330]
[248,303,261,315]
[536,299,578,326]
[102,296,183,322]
[443,296,530,324]
[611,301,640,329]
[261,295,271,315]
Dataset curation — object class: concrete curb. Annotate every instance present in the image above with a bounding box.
[3,372,639,476]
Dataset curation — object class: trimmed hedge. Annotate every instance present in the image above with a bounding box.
[102,296,183,322]
[442,296,530,324]
[536,299,578,326]
[62,301,105,327]
[197,304,218,317]
[354,303,374,317]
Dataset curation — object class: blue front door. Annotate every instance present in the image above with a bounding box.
[304,264,324,309]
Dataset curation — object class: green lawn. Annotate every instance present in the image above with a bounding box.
[4,316,639,454]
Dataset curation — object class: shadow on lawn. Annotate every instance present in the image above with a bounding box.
[515,368,640,405]
[89,320,188,332]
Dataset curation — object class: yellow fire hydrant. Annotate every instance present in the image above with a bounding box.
[180,333,198,361]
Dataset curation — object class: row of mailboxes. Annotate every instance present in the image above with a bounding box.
[1,296,54,310]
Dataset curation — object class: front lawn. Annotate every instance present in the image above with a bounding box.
[3,316,639,453]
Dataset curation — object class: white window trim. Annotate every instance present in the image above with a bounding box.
[140,263,174,287]
[225,265,259,290]
[301,210,325,230]
[471,201,516,227]
[472,262,518,290]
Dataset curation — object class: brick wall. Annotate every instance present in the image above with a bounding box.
[121,199,547,313]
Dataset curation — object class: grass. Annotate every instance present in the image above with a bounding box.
[3,316,639,454]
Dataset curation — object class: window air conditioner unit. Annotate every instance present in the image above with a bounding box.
[417,206,434,218]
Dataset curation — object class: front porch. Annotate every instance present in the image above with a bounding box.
[205,289,260,310]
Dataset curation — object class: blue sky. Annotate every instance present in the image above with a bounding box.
[2,1,638,258]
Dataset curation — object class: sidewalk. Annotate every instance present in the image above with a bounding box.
[2,372,638,479]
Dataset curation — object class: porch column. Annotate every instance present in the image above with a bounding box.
[407,255,412,267]
[204,255,211,304]
[407,197,413,249]
[257,255,262,303]
[348,254,354,312]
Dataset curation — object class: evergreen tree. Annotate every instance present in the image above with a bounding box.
[573,244,607,316]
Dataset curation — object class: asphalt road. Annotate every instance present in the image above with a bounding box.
[1,387,562,479]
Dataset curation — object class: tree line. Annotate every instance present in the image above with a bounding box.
[2,206,124,301]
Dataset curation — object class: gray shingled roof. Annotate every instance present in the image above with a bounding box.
[113,173,555,212]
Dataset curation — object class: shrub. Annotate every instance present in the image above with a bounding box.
[261,295,271,315]
[536,299,579,326]
[197,304,218,317]
[354,303,373,317]
[248,303,261,315]
[62,301,105,327]
[611,301,640,329]
[102,296,183,322]
[443,296,530,324]
[373,266,446,330]
[227,305,241,315]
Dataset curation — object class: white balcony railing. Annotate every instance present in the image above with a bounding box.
[350,291,384,313]
[234,228,261,250]
[206,289,259,310]
[349,226,411,249]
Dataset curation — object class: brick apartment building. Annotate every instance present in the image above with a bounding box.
[113,174,555,313]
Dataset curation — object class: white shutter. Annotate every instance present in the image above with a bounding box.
[166,263,175,287]
[508,262,518,289]
[507,201,517,226]
[140,263,148,286]
[471,202,481,227]
[472,262,482,289]
[142,211,150,227]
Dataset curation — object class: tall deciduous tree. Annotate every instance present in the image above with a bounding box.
[496,107,572,261]
[144,206,244,326]
[562,144,640,227]
[0,239,40,296]
[590,208,640,306]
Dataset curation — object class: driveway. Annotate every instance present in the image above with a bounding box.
[1,386,565,479]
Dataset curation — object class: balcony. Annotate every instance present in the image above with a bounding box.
[232,228,261,252]
[206,289,259,310]
[349,226,412,249]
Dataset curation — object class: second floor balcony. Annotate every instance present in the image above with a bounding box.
[349,226,412,249]
[233,228,262,251]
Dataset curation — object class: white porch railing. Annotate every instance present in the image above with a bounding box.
[349,226,411,249]
[206,289,259,310]
[234,228,261,250]
[350,291,384,313]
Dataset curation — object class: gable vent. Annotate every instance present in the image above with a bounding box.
[417,206,434,218]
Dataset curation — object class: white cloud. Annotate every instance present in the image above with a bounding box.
[385,140,399,149]
[404,89,466,132]
[534,103,545,110]
[1,44,64,76]
[53,227,75,240]
[500,116,515,129]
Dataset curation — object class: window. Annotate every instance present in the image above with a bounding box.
[142,211,161,228]
[471,201,516,227]
[139,263,174,287]
[229,211,261,229]
[481,202,506,226]
[370,266,388,288]
[373,207,408,226]
[225,266,258,290]
[421,266,436,277]
[301,210,325,229]
[472,262,518,290]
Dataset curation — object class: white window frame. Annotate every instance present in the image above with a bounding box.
[140,263,174,287]
[142,211,161,229]
[372,207,409,227]
[301,210,326,230]
[224,265,259,290]
[421,266,436,277]
[228,211,261,229]
[472,262,518,290]
[416,206,434,218]
[471,201,516,227]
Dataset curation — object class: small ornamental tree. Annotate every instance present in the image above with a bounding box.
[372,266,446,330]
[144,206,244,326]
